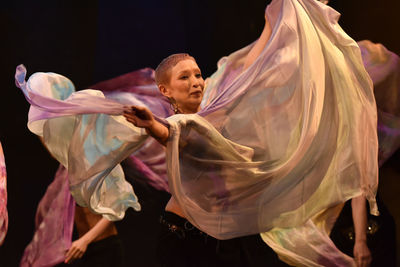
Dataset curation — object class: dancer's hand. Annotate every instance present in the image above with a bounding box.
[123,106,155,129]
[124,105,169,144]
[64,237,89,264]
[354,240,372,267]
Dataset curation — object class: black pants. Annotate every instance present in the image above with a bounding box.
[156,211,290,267]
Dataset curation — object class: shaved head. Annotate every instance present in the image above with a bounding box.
[155,53,196,86]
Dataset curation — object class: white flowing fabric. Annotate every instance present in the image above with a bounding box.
[15,0,379,266]
[166,0,377,265]
[171,0,378,235]
[15,67,143,220]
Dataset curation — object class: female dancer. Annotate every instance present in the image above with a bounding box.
[15,0,379,266]
[122,14,291,266]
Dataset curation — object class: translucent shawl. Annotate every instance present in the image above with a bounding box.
[0,142,7,246]
[172,0,378,235]
[15,0,381,266]
[259,40,400,266]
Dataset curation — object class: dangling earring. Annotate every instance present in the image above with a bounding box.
[168,97,180,114]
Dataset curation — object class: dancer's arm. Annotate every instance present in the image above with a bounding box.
[243,12,272,71]
[64,217,114,264]
[351,196,372,267]
[123,106,169,145]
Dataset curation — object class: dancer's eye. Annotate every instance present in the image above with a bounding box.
[195,73,202,78]
[180,75,188,79]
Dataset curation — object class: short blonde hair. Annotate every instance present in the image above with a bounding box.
[155,53,196,85]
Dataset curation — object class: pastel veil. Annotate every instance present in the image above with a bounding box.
[16,0,384,265]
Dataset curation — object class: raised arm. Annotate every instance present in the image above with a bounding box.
[243,13,272,71]
[123,106,169,145]
[351,195,372,267]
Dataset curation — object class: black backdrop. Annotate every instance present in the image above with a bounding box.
[1,1,400,266]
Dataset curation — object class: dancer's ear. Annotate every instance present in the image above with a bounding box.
[158,84,171,97]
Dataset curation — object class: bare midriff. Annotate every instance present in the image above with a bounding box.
[74,205,118,241]
[165,196,186,218]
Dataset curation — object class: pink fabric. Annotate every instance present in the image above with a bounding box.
[20,165,75,267]
[0,142,8,246]
[359,40,400,166]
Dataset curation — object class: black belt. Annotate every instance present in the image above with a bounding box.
[159,211,209,240]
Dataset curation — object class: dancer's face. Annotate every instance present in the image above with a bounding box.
[159,59,204,114]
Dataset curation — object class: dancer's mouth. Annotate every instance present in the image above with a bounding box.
[190,90,203,96]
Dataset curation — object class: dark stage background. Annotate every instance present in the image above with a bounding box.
[1,0,400,266]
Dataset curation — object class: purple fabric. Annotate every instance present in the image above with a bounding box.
[0,142,7,246]
[124,154,169,192]
[358,40,400,166]
[18,69,170,266]
[15,65,125,121]
[15,38,400,265]
[88,41,400,193]
[20,165,75,267]
[90,68,171,192]
[90,67,172,118]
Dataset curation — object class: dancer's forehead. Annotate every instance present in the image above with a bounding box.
[155,53,197,85]
[170,59,201,77]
